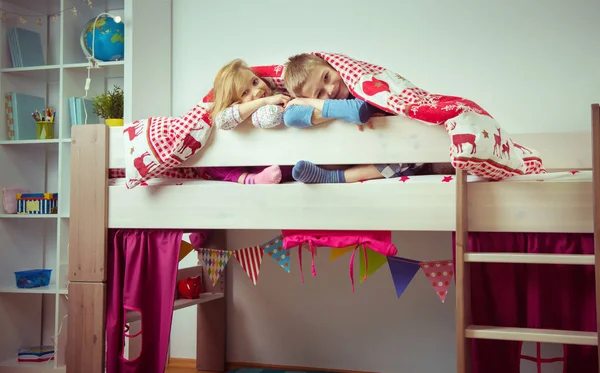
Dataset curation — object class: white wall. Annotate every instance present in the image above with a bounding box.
[169,0,600,372]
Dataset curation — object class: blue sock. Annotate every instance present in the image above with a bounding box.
[292,161,346,184]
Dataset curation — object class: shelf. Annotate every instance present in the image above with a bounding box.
[125,293,224,323]
[63,61,125,78]
[0,214,59,219]
[465,325,598,346]
[0,139,60,145]
[0,283,67,295]
[0,357,63,373]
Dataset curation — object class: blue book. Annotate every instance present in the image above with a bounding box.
[8,27,45,67]
[5,92,45,140]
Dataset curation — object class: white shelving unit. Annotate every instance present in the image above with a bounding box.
[0,0,123,371]
[0,0,172,370]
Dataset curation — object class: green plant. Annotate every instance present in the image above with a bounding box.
[92,85,124,119]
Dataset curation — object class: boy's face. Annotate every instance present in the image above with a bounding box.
[299,64,349,100]
[237,69,272,103]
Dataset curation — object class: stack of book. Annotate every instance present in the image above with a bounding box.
[7,27,45,68]
[68,97,100,125]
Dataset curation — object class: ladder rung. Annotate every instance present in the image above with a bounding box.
[466,326,598,346]
[464,253,595,265]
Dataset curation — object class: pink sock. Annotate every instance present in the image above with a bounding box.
[244,165,282,184]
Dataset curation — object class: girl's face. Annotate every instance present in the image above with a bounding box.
[236,69,272,103]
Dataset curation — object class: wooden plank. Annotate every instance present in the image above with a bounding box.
[197,230,227,372]
[468,180,592,233]
[66,282,106,373]
[591,103,600,369]
[108,119,591,170]
[464,253,595,265]
[455,169,471,373]
[126,293,224,323]
[69,125,108,282]
[466,326,598,346]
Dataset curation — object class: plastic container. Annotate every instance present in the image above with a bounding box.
[14,269,52,289]
[36,121,54,139]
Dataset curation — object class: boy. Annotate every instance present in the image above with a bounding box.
[282,53,433,184]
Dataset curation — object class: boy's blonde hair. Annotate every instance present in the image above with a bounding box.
[283,53,331,97]
[209,59,272,123]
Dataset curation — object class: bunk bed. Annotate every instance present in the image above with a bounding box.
[66,103,599,373]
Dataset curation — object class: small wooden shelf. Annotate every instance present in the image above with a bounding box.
[125,293,224,323]
[466,325,598,346]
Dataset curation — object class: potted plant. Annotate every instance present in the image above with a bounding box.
[92,85,124,127]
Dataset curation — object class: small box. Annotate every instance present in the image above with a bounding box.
[16,193,58,214]
[14,269,52,289]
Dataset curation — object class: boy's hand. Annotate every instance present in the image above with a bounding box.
[358,120,375,132]
[264,94,291,106]
[285,98,325,111]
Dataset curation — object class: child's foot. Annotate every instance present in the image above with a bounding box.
[292,161,346,184]
[244,165,282,184]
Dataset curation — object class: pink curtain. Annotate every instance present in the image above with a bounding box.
[106,229,183,373]
[453,232,597,373]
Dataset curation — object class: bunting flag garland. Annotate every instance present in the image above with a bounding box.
[198,248,232,286]
[359,247,389,282]
[419,260,454,303]
[234,245,264,285]
[329,246,354,261]
[261,235,290,273]
[189,233,454,304]
[387,257,421,298]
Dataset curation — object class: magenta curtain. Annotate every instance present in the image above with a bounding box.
[106,229,183,373]
[453,232,597,373]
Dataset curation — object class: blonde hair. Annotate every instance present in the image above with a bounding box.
[209,59,271,123]
[283,53,331,97]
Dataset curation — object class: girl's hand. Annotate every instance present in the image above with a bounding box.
[263,94,291,106]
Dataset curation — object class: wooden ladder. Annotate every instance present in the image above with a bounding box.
[454,103,600,373]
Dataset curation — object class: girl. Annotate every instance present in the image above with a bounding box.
[203,59,293,184]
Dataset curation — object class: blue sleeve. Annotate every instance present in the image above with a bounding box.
[322,98,377,124]
[283,105,315,128]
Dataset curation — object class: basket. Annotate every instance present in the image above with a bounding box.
[14,269,52,289]
[16,193,58,214]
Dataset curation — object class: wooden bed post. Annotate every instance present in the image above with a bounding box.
[592,103,600,371]
[67,125,108,373]
[455,168,471,373]
[196,229,228,372]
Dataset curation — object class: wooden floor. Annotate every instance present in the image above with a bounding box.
[166,367,221,373]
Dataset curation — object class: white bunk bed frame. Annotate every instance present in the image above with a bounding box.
[66,104,600,373]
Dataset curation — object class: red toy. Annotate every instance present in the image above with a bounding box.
[177,276,203,299]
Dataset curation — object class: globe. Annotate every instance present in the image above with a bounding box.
[80,15,125,62]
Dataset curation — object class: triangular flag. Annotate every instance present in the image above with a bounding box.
[261,235,291,273]
[198,248,232,286]
[359,247,389,282]
[234,245,264,285]
[330,246,354,261]
[387,257,421,298]
[420,260,454,303]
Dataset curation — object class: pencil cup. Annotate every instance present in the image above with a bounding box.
[36,122,54,140]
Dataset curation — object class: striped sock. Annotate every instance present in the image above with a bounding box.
[292,160,346,184]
